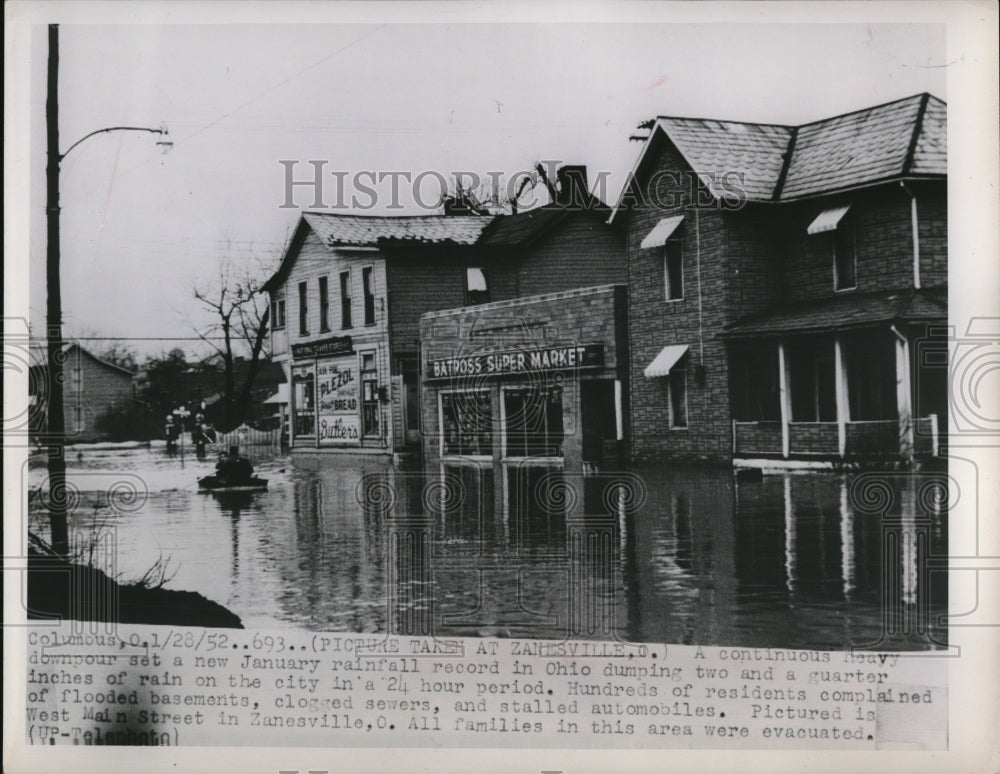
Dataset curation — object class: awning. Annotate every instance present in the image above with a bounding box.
[263,384,290,405]
[807,204,851,235]
[644,344,689,378]
[640,215,685,249]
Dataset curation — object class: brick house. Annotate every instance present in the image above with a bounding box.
[29,342,136,443]
[263,166,625,458]
[611,93,947,465]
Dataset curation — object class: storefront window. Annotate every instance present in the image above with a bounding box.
[503,385,564,458]
[292,364,315,437]
[441,391,493,457]
[360,352,380,438]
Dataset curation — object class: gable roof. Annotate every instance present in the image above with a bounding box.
[656,118,793,201]
[611,93,946,221]
[263,211,495,292]
[28,342,136,376]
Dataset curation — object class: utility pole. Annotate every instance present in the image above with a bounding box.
[43,24,169,557]
[46,23,69,557]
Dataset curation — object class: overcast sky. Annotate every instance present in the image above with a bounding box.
[21,13,951,358]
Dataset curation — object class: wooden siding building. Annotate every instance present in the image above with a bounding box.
[263,167,625,459]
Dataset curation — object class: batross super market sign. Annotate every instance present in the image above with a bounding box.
[428,344,604,379]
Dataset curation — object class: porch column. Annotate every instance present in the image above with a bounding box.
[892,326,915,463]
[834,336,849,457]
[778,340,791,458]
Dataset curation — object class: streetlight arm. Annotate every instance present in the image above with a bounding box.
[60,126,167,161]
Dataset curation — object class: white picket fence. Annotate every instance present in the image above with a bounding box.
[213,423,281,450]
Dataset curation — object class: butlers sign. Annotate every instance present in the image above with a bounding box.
[427,344,604,380]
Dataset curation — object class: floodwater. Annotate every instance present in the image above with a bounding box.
[26,446,948,651]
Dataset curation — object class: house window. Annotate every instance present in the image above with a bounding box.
[834,225,857,291]
[669,367,688,428]
[466,267,489,306]
[318,276,330,332]
[664,241,683,301]
[731,348,780,422]
[340,271,353,329]
[502,385,564,458]
[270,296,286,330]
[789,348,837,422]
[441,390,493,457]
[362,267,376,325]
[298,282,308,336]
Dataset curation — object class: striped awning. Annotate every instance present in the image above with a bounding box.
[640,215,685,249]
[644,344,688,378]
[807,204,851,235]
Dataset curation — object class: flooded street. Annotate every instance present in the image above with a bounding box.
[27,447,947,651]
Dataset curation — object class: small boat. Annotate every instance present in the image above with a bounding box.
[197,475,268,494]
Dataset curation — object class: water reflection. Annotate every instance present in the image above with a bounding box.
[28,448,948,650]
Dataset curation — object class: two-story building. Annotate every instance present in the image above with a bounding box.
[29,342,137,443]
[264,166,626,460]
[612,93,947,465]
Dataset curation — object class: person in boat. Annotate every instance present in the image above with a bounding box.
[215,446,254,485]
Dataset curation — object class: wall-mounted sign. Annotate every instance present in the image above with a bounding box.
[292,336,353,360]
[427,344,604,380]
[316,356,360,445]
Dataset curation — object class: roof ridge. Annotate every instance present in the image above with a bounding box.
[903,93,933,175]
[772,126,799,201]
[656,115,794,130]
[794,92,933,131]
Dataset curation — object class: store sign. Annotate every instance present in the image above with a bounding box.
[427,344,604,380]
[316,356,360,445]
[292,336,353,360]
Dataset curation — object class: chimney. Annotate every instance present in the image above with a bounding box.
[556,165,589,209]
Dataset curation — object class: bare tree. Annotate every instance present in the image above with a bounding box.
[190,251,271,429]
[440,166,551,216]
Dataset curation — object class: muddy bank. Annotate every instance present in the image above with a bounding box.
[27,540,243,629]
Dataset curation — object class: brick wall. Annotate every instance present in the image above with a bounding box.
[915,181,947,287]
[781,183,945,302]
[386,247,519,365]
[515,212,626,296]
[624,138,735,463]
[788,423,839,455]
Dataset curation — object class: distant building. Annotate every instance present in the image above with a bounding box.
[264,166,625,459]
[612,93,947,465]
[29,342,136,443]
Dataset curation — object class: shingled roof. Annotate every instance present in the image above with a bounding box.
[263,211,495,291]
[611,93,946,219]
[302,212,494,247]
[720,288,947,338]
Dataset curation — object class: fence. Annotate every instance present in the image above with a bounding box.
[213,423,282,450]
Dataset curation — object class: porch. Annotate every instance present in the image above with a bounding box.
[732,416,940,459]
[726,323,944,462]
